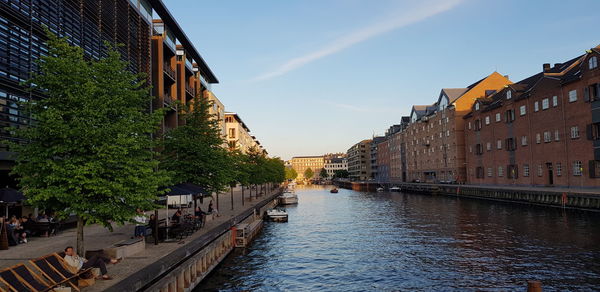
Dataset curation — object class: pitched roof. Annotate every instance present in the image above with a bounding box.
[442,88,468,103]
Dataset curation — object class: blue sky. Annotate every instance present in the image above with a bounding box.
[163,0,599,160]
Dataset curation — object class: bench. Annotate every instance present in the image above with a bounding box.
[105,238,144,259]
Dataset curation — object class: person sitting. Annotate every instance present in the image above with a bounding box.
[147,214,157,237]
[63,246,119,280]
[171,209,182,225]
[8,216,27,243]
[208,200,219,217]
[21,216,34,238]
[133,208,147,238]
[194,206,206,226]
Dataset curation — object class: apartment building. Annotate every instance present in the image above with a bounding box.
[405,72,512,183]
[206,90,226,141]
[347,140,372,181]
[290,156,325,180]
[464,46,600,187]
[224,112,255,154]
[324,155,348,179]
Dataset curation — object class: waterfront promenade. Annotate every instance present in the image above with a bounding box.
[0,185,280,291]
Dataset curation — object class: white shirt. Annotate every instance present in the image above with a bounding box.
[134,215,146,226]
[64,254,84,271]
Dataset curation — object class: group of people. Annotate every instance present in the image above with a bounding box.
[4,212,58,246]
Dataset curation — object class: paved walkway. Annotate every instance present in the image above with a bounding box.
[0,185,279,291]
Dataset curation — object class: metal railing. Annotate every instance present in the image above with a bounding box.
[163,62,176,80]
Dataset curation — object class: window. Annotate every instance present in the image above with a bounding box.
[475,103,480,110]
[469,146,472,153]
[542,98,549,110]
[495,113,501,122]
[544,131,551,143]
[556,163,562,176]
[468,122,471,130]
[498,166,504,177]
[573,161,582,176]
[486,142,491,151]
[584,83,600,102]
[538,164,543,177]
[552,95,558,107]
[485,116,490,125]
[590,160,600,178]
[476,167,484,178]
[571,126,580,139]
[555,130,560,141]
[497,139,502,149]
[475,119,482,131]
[569,90,577,102]
[521,135,528,146]
[228,128,236,138]
[520,105,526,116]
[534,101,539,112]
[506,138,516,151]
[523,164,530,177]
[475,144,483,155]
[505,109,515,123]
[487,167,492,177]
[508,165,518,179]
[536,133,541,144]
[590,56,598,69]
[506,90,512,99]
[446,130,450,137]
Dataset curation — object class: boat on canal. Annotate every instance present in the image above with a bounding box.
[390,186,401,192]
[330,188,339,193]
[266,208,288,222]
[376,187,385,192]
[279,192,299,205]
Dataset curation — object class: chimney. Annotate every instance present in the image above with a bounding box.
[543,63,551,72]
[554,63,562,68]
[504,75,509,80]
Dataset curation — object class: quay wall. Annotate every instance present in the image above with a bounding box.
[336,181,600,211]
[104,189,282,292]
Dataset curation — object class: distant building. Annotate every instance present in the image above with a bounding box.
[225,112,255,154]
[370,136,386,180]
[347,140,372,181]
[290,156,325,180]
[206,91,226,143]
[324,156,348,178]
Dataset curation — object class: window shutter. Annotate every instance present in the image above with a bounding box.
[589,160,596,178]
[587,124,593,140]
[584,87,590,102]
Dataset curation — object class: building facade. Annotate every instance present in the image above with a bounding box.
[347,140,372,181]
[464,47,600,187]
[324,156,348,179]
[0,0,219,187]
[404,72,512,183]
[206,91,226,141]
[224,112,255,154]
[290,156,325,180]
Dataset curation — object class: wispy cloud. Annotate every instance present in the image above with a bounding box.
[251,0,464,82]
[321,100,403,114]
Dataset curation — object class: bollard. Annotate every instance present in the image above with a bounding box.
[527,280,542,292]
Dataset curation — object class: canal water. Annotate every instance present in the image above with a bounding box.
[198,186,600,291]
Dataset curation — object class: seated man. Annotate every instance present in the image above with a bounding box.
[63,246,120,280]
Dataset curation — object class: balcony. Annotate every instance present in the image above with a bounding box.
[185,84,195,97]
[163,62,176,81]
[163,94,176,109]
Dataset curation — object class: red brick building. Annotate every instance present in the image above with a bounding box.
[464,45,600,187]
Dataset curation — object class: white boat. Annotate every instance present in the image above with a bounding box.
[279,192,299,205]
[390,186,401,192]
[266,208,288,222]
[376,187,385,192]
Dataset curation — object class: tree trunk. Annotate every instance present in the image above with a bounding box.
[230,186,234,210]
[216,191,219,211]
[76,216,85,256]
[241,185,245,206]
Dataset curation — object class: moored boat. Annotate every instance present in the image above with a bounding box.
[376,187,385,192]
[279,192,299,204]
[330,188,339,193]
[266,208,288,222]
[390,186,401,192]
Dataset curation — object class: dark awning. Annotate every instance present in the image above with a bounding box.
[0,187,25,204]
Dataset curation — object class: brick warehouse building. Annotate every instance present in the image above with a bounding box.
[465,45,600,187]
[0,0,219,187]
[404,72,512,183]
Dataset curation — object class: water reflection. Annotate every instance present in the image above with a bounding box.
[197,186,600,291]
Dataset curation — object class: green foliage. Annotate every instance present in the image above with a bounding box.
[161,95,235,194]
[285,167,298,180]
[333,169,349,179]
[319,168,328,179]
[304,168,314,180]
[11,32,169,230]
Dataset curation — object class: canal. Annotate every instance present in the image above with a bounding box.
[198,185,600,291]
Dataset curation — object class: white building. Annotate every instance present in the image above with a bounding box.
[324,157,348,178]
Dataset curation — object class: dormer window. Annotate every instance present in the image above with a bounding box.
[590,56,598,69]
[475,103,480,111]
[506,90,512,100]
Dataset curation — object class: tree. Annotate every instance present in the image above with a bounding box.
[285,167,298,180]
[161,95,235,204]
[304,168,314,180]
[319,168,328,179]
[11,32,170,255]
[333,169,349,179]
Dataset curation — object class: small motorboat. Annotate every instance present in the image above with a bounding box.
[376,187,385,192]
[279,192,299,205]
[330,188,339,193]
[390,186,401,192]
[266,208,288,222]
